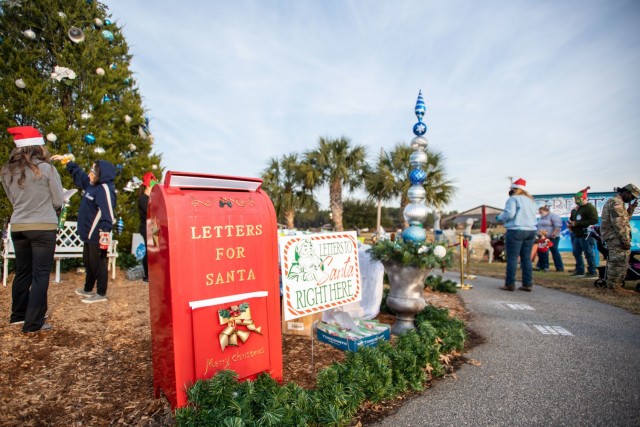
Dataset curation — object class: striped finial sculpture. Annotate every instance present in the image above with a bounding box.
[401,90,429,243]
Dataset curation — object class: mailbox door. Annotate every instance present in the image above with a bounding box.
[191,292,272,380]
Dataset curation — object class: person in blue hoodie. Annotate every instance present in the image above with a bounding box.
[52,156,117,303]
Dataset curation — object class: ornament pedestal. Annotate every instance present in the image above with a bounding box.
[382,261,430,335]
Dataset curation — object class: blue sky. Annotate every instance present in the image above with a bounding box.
[106,0,640,213]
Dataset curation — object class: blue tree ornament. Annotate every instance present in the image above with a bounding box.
[116,217,124,234]
[83,133,96,144]
[101,30,114,41]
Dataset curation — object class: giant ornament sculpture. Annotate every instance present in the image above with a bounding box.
[401,90,429,243]
[381,91,434,335]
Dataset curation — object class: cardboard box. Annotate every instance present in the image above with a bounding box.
[282,311,322,337]
[316,319,390,352]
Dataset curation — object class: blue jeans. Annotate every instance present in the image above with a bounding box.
[505,229,537,287]
[572,236,596,275]
[537,250,550,270]
[549,236,564,271]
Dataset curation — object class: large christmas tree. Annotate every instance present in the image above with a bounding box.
[0,0,162,254]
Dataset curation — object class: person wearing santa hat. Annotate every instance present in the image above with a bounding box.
[496,178,538,292]
[568,186,598,279]
[1,126,64,332]
[137,171,157,282]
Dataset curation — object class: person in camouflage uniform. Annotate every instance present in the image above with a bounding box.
[600,183,639,290]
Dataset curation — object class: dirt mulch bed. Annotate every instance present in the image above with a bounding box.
[0,269,471,426]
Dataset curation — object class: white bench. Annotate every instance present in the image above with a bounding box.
[2,221,118,287]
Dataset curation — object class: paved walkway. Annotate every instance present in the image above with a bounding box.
[374,272,640,427]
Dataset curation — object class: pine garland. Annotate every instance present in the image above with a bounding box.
[176,305,466,426]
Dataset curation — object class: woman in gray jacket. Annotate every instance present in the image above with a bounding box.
[1,126,64,332]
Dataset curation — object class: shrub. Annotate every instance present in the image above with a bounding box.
[176,305,466,426]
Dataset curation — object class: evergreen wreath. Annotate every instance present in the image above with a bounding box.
[367,239,453,270]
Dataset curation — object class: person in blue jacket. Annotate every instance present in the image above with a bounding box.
[52,156,117,303]
[496,178,538,292]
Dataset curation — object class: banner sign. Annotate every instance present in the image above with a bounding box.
[534,192,640,251]
[280,231,362,321]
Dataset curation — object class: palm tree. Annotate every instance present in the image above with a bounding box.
[386,143,456,226]
[364,148,398,232]
[302,136,368,231]
[261,153,316,229]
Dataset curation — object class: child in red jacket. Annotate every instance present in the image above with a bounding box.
[535,230,554,272]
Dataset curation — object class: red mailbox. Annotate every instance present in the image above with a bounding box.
[147,171,283,409]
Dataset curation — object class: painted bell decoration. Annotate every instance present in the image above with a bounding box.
[123,176,142,192]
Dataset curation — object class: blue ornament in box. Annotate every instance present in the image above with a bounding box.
[84,133,96,144]
[413,121,427,136]
[102,94,111,103]
[409,168,427,185]
[402,225,427,243]
[123,77,131,85]
[101,30,114,41]
[116,217,124,234]
[110,63,117,70]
